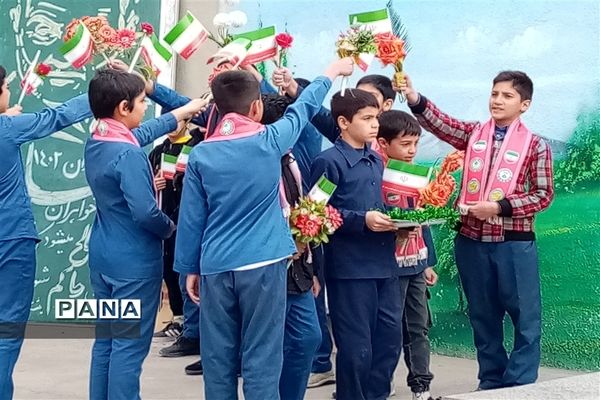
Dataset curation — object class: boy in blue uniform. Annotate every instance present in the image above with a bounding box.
[174,59,353,400]
[84,69,206,400]
[310,89,406,400]
[0,65,92,400]
[377,110,440,400]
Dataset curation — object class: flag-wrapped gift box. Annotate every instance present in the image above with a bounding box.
[382,159,432,208]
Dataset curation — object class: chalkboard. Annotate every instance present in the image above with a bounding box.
[0,0,165,322]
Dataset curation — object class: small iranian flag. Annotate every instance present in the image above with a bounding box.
[176,145,192,173]
[163,11,209,60]
[59,23,94,69]
[308,175,337,204]
[206,38,252,66]
[161,154,178,180]
[233,26,277,65]
[20,70,43,95]
[349,9,393,35]
[141,34,173,76]
[382,159,432,206]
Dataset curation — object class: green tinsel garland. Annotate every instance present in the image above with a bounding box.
[386,205,460,227]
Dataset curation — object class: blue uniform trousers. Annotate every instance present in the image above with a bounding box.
[327,277,406,400]
[311,245,333,374]
[454,234,541,389]
[178,274,199,340]
[200,261,287,400]
[279,290,321,400]
[0,239,36,400]
[89,271,161,400]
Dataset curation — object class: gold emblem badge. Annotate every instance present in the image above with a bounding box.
[489,189,504,201]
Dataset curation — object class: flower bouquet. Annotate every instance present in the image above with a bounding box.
[335,25,377,95]
[290,198,343,245]
[374,32,407,88]
[385,150,465,228]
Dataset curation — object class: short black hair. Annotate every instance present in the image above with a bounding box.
[210,70,260,115]
[378,110,421,141]
[261,93,293,124]
[357,74,396,101]
[88,69,145,119]
[330,89,379,123]
[493,70,533,101]
[0,65,6,96]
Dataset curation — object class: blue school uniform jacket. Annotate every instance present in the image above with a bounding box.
[310,138,398,279]
[84,114,177,279]
[174,76,332,276]
[0,94,91,243]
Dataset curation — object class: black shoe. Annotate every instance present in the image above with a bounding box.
[185,359,203,375]
[159,336,200,357]
[153,321,182,339]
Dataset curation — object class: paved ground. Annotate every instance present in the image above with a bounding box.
[13,336,582,400]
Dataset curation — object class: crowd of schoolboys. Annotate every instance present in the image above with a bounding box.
[0,31,552,400]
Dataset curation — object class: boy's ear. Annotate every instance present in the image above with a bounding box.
[382,99,394,112]
[248,98,263,122]
[116,99,130,117]
[520,99,531,113]
[377,137,388,149]
[337,115,350,131]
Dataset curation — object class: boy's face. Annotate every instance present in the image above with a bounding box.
[489,81,530,126]
[356,83,393,113]
[118,92,147,129]
[339,106,380,145]
[0,80,10,113]
[378,134,419,163]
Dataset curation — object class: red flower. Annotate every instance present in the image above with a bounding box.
[141,22,154,36]
[35,63,51,76]
[116,29,136,48]
[275,32,293,49]
[295,213,323,237]
[325,205,343,230]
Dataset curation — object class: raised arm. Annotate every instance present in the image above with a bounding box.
[174,151,208,275]
[268,58,353,155]
[148,82,211,127]
[133,98,210,146]
[2,94,92,145]
[133,113,177,147]
[399,75,478,150]
[116,150,175,239]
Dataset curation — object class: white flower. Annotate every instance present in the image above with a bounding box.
[213,12,232,28]
[228,11,247,28]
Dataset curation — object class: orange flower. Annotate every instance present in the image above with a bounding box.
[375,32,406,66]
[418,173,456,207]
[440,150,465,175]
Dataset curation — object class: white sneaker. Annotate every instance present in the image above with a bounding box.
[307,370,336,388]
[413,391,434,400]
[388,379,396,397]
